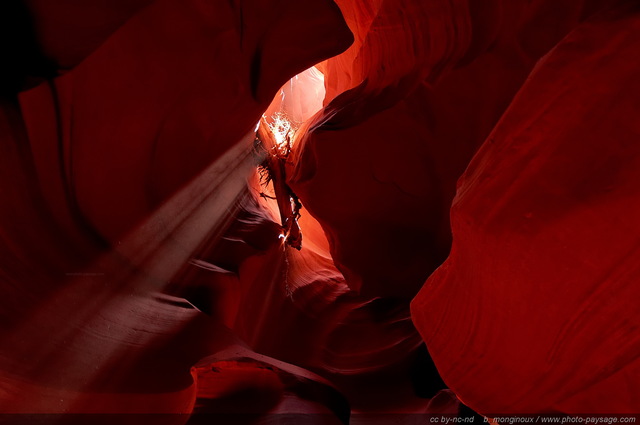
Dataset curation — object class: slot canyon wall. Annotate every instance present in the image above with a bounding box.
[0,0,638,423]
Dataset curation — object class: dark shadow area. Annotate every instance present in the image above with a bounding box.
[0,0,55,98]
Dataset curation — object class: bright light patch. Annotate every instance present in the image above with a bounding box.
[266,112,296,155]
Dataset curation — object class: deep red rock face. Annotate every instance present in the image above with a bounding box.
[289,0,605,299]
[411,3,640,414]
[0,0,639,422]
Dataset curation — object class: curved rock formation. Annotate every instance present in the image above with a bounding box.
[0,0,638,421]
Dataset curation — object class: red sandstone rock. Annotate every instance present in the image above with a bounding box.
[412,2,640,414]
